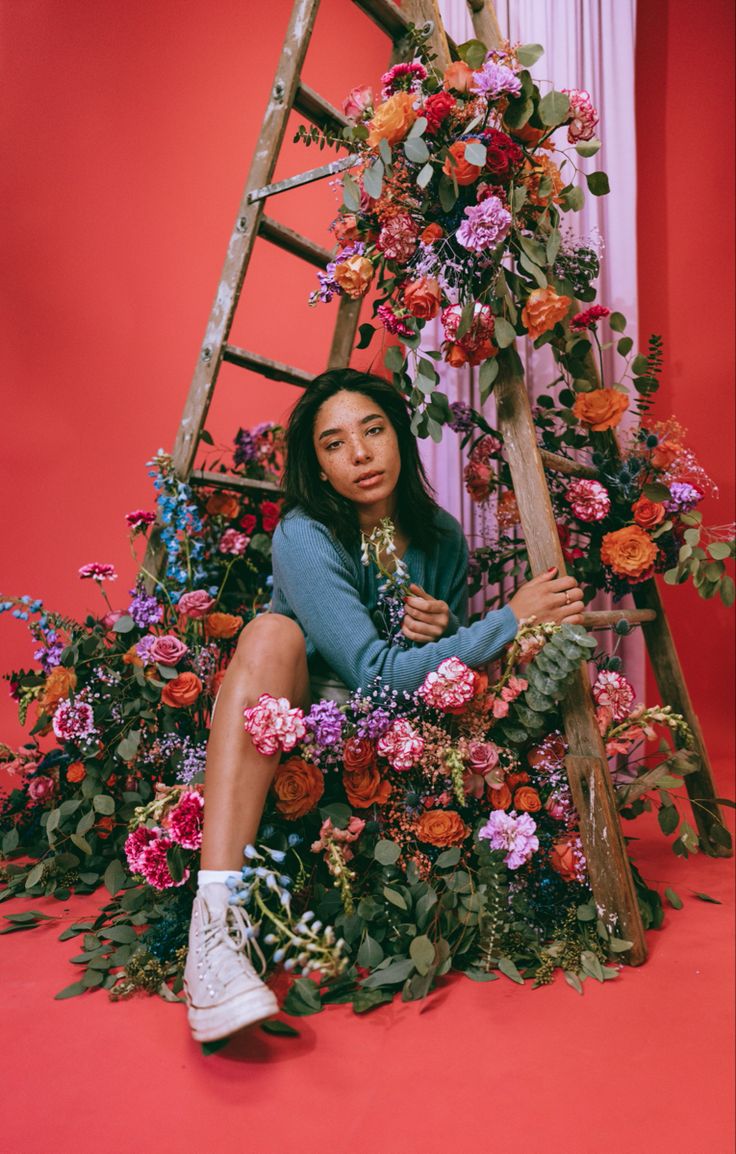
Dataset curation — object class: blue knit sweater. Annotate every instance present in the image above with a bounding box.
[270,507,518,694]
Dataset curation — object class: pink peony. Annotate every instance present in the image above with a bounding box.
[52,698,97,742]
[418,657,476,711]
[166,790,204,850]
[342,84,373,121]
[27,775,55,803]
[478,809,539,869]
[148,634,189,666]
[218,529,251,555]
[593,671,636,721]
[177,590,216,619]
[124,825,158,873]
[243,693,307,756]
[377,214,419,263]
[78,563,118,582]
[377,719,425,772]
[125,509,156,531]
[567,478,611,522]
[138,834,189,890]
[562,88,599,143]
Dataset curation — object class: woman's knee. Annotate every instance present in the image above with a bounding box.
[234,612,306,665]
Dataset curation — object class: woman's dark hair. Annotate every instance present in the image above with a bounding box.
[282,368,440,551]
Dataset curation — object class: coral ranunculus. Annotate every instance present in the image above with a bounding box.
[442,139,484,186]
[572,388,629,432]
[272,757,324,820]
[204,613,243,640]
[600,525,659,582]
[415,809,470,847]
[632,496,666,530]
[403,276,441,320]
[366,91,417,147]
[521,285,571,340]
[206,492,240,519]
[333,254,374,299]
[343,763,392,808]
[161,672,203,708]
[40,666,77,713]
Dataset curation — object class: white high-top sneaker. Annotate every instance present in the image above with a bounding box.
[183,883,279,1042]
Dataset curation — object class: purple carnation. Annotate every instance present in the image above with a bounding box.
[471,59,522,100]
[456,196,512,254]
[666,482,703,513]
[305,700,345,751]
[478,810,539,870]
[356,708,392,740]
[448,402,475,433]
[128,586,164,629]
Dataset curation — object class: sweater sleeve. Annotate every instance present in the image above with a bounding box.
[443,524,470,635]
[272,515,518,695]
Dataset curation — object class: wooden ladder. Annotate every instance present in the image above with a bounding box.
[146,0,730,967]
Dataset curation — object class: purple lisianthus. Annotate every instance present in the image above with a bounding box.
[456,196,512,255]
[128,586,164,629]
[478,809,539,869]
[305,699,345,751]
[471,59,522,100]
[665,482,703,513]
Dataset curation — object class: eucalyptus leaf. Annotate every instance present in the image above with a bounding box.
[479,357,499,402]
[493,317,516,348]
[515,43,544,67]
[361,958,415,989]
[539,90,570,127]
[342,173,361,212]
[374,839,401,866]
[409,934,436,976]
[404,136,429,164]
[498,956,524,984]
[586,171,610,197]
[575,139,601,158]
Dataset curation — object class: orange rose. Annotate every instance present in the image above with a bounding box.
[95,815,115,839]
[420,223,444,244]
[488,783,513,810]
[443,60,474,93]
[333,213,360,245]
[506,771,530,790]
[40,666,77,713]
[343,763,392,809]
[204,613,243,640]
[632,496,666,530]
[442,139,484,186]
[343,737,376,772]
[333,254,374,299]
[66,761,86,783]
[508,122,554,151]
[523,155,565,206]
[550,834,579,882]
[161,672,203,708]
[367,91,417,147]
[572,388,629,432]
[600,525,659,581]
[272,757,324,820]
[521,285,571,340]
[514,786,542,813]
[403,276,441,320]
[123,644,143,667]
[651,440,679,470]
[206,492,240,519]
[415,809,470,847]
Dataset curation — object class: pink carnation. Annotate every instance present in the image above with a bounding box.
[78,563,118,582]
[166,790,204,850]
[148,634,189,666]
[243,693,307,756]
[124,825,158,873]
[177,590,216,619]
[378,214,419,263]
[377,718,424,772]
[567,478,611,522]
[138,834,189,890]
[593,670,636,721]
[125,509,156,531]
[52,698,97,742]
[418,657,476,711]
[562,88,599,143]
[218,529,251,556]
[27,775,55,803]
[478,809,539,870]
[455,195,512,254]
[570,305,610,331]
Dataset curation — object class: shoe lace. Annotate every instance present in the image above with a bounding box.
[202,902,267,982]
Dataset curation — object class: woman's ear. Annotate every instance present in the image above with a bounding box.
[319,471,327,481]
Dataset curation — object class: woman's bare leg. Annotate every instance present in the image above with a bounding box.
[199,613,310,870]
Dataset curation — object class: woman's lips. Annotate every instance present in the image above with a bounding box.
[355,471,384,488]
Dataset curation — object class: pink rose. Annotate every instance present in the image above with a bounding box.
[177,590,216,619]
[218,528,251,555]
[28,775,55,802]
[544,793,567,821]
[342,84,373,121]
[148,635,189,666]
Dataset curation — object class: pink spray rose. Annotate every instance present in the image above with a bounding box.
[177,590,216,619]
[148,635,189,667]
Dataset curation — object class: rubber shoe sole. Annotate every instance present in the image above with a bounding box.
[186,984,280,1043]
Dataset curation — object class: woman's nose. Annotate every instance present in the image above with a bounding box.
[352,439,371,462]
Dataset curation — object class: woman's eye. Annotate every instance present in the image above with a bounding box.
[366,425,384,437]
[325,440,342,451]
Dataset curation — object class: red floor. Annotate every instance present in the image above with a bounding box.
[3,777,734,1154]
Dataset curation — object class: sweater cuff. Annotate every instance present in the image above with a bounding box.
[489,603,519,650]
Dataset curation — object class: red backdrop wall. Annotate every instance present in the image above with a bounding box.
[2,0,734,768]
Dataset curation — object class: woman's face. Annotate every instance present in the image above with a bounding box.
[312,389,401,519]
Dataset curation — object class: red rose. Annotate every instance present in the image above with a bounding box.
[239,513,257,535]
[260,500,282,533]
[423,91,456,134]
[483,128,523,182]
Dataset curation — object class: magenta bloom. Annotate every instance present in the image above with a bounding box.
[125,509,156,531]
[592,670,635,721]
[27,775,55,803]
[567,478,611,522]
[470,59,522,100]
[218,528,251,556]
[456,196,512,254]
[377,718,424,772]
[148,634,189,666]
[378,214,419,263]
[124,825,158,873]
[52,698,97,742]
[380,61,427,97]
[377,301,414,337]
[166,790,204,850]
[176,590,216,619]
[78,563,118,582]
[562,88,599,143]
[418,657,475,711]
[243,693,307,756]
[478,810,539,870]
[138,834,189,890]
[570,305,610,331]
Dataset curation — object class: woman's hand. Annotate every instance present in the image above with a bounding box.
[509,567,586,626]
[402,583,450,643]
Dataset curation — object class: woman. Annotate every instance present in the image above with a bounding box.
[183,368,584,1042]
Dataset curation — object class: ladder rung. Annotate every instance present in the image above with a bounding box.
[222,346,314,388]
[540,449,600,480]
[247,152,358,204]
[294,82,349,134]
[352,0,411,38]
[581,609,657,630]
[189,470,281,496]
[259,215,332,267]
